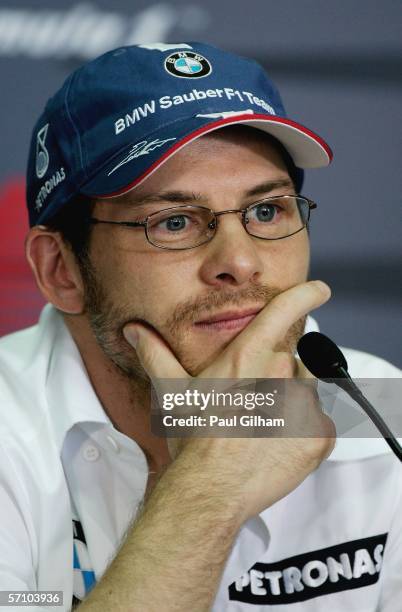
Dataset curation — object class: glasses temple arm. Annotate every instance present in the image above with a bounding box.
[89,218,146,228]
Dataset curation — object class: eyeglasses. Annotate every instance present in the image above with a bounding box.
[89,195,316,251]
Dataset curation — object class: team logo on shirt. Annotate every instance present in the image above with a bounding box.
[72,519,96,606]
[164,51,212,78]
[229,533,388,605]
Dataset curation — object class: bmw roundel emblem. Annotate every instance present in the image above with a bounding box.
[164,51,212,79]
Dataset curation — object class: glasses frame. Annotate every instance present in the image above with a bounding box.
[89,195,317,251]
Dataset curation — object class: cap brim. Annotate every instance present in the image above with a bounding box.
[82,113,332,199]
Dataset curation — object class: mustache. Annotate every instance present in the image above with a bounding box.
[167,284,284,334]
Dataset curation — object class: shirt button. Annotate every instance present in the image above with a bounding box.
[83,444,100,462]
[106,435,120,454]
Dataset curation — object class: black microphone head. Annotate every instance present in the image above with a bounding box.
[297,331,349,379]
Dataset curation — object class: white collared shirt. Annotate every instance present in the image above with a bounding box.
[0,305,401,611]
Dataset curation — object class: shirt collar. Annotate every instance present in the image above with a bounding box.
[44,306,111,453]
[304,315,320,334]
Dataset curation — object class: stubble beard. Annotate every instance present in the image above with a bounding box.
[80,258,307,383]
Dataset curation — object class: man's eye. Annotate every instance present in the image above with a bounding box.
[160,215,190,231]
[251,204,280,223]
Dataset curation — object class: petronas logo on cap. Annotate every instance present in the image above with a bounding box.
[35,123,50,179]
[165,51,212,79]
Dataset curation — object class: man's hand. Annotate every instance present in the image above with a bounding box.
[123,281,336,522]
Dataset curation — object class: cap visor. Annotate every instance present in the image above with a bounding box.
[82,113,332,199]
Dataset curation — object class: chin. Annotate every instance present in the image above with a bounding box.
[173,325,304,377]
[173,340,232,377]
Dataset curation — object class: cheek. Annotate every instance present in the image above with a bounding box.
[92,239,196,320]
[131,255,196,318]
[260,232,310,285]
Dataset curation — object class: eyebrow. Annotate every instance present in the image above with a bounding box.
[117,178,295,208]
[244,178,295,198]
[127,190,204,206]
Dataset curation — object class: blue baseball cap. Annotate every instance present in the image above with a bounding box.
[26,42,332,227]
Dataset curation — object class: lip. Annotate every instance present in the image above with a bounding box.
[194,307,263,331]
[195,307,263,324]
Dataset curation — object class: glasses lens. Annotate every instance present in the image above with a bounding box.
[246,196,310,240]
[146,206,216,249]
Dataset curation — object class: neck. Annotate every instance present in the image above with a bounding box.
[64,314,171,474]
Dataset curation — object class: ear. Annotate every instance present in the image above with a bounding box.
[25,226,86,314]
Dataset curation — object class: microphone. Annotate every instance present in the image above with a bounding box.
[297,331,402,462]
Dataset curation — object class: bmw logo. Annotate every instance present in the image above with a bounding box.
[164,51,212,79]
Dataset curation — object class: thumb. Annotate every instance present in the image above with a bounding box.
[123,323,188,380]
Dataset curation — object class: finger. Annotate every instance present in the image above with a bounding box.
[227,281,331,357]
[123,323,188,380]
[167,437,180,460]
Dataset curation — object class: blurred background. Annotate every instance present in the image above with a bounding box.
[0,0,401,366]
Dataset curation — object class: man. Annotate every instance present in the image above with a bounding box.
[0,42,400,611]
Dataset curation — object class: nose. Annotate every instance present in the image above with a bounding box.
[198,212,264,288]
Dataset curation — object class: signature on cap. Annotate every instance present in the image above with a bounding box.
[108,138,176,176]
